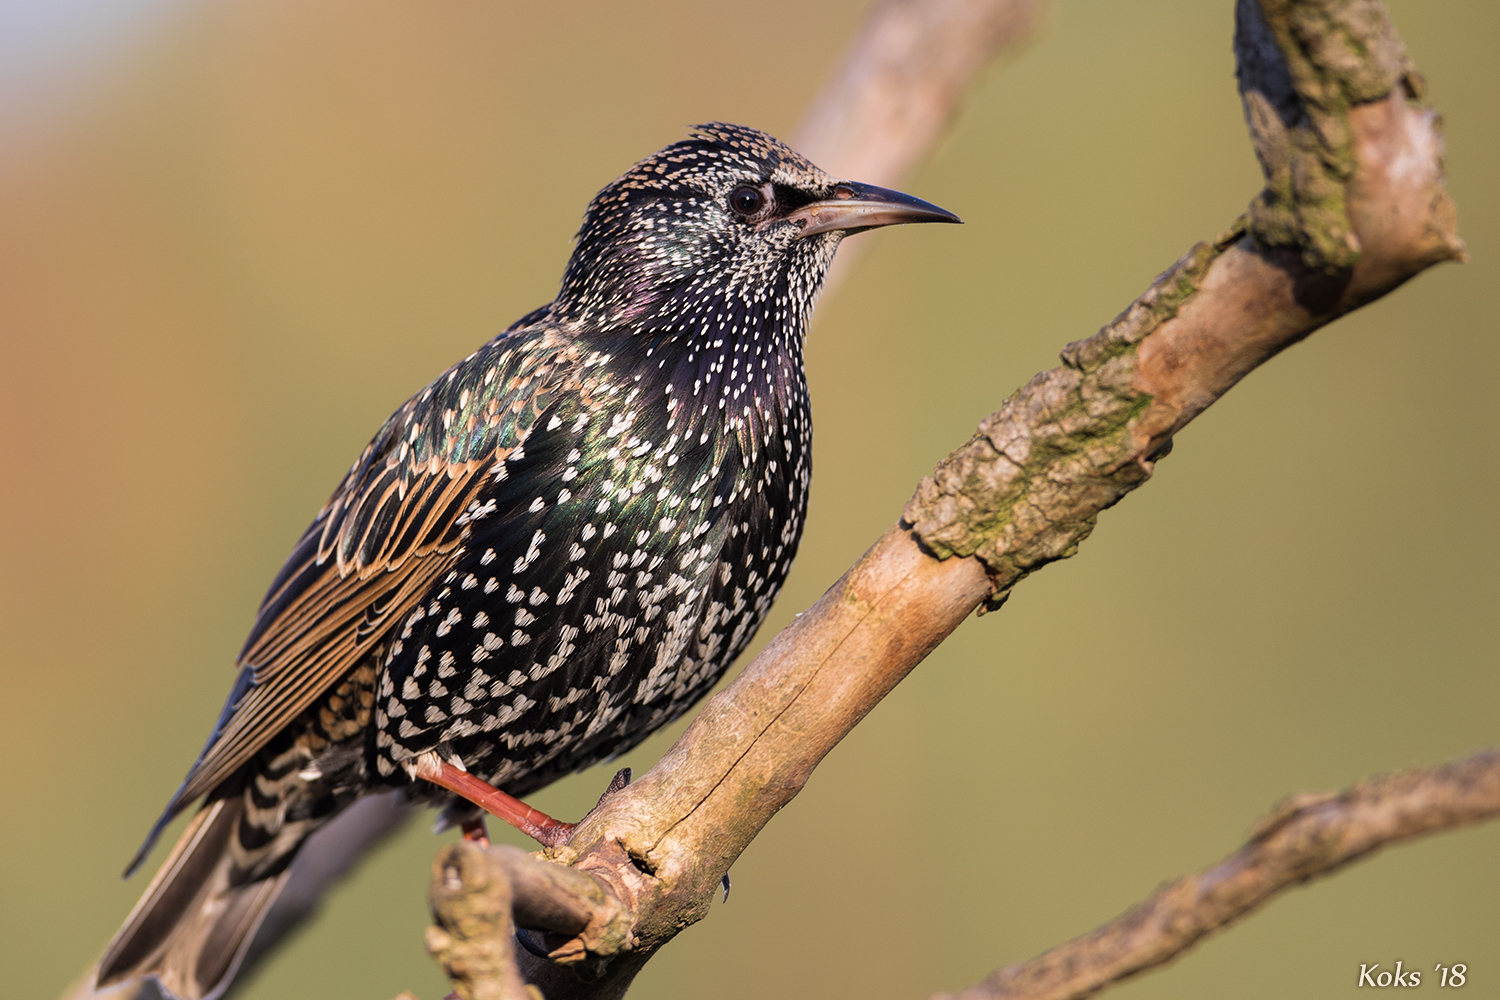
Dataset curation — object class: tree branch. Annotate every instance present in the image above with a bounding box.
[794,0,1049,288]
[936,750,1500,1000]
[904,0,1463,606]
[793,0,1047,182]
[426,1,1466,998]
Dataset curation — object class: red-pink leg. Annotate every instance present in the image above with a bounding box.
[416,758,575,848]
[460,815,490,846]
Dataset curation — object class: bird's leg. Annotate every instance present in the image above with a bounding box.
[415,757,575,849]
[459,815,490,846]
[417,759,635,850]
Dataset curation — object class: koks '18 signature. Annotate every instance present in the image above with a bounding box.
[1358,963,1467,988]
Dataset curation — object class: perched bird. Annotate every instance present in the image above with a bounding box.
[97,122,958,1000]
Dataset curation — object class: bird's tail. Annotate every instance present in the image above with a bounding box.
[95,793,290,1000]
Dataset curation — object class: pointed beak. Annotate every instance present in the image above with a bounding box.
[787,181,961,238]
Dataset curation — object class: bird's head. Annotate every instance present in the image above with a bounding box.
[551,122,959,334]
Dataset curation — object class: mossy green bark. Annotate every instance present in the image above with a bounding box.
[1240,0,1418,269]
[904,226,1235,610]
[907,0,1425,609]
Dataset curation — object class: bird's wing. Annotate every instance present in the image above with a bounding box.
[140,325,580,846]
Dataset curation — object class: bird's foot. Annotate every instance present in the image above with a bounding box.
[595,766,632,807]
[460,815,490,846]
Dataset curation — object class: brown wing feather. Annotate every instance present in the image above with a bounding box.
[143,329,578,835]
[169,464,482,811]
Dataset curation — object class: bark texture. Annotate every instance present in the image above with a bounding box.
[422,1,1467,998]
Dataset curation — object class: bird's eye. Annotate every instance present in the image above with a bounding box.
[729,186,766,217]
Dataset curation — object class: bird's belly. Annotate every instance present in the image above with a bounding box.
[370,443,807,799]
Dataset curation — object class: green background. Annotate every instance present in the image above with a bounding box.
[2,1,1495,997]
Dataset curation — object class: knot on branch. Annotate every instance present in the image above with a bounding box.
[1235,0,1417,269]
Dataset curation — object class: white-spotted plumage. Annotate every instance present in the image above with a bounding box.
[100,122,958,1000]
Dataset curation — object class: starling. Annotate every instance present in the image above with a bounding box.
[97,123,958,1000]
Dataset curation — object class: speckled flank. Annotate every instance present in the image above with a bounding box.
[102,123,925,1000]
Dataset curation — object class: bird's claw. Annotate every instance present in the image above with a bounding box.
[596,766,632,808]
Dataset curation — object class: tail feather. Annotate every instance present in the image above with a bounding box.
[97,796,290,1000]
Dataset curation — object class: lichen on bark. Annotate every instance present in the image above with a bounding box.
[1236,0,1418,270]
[903,227,1232,610]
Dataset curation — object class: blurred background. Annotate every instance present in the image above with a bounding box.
[2,1,1495,998]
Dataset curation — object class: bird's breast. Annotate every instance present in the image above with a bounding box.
[372,328,812,795]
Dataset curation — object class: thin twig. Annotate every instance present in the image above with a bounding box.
[935,751,1500,1000]
[794,0,1047,182]
[794,0,1050,289]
